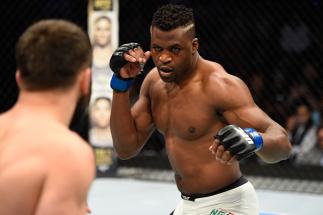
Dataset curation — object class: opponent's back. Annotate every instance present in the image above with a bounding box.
[0,111,95,215]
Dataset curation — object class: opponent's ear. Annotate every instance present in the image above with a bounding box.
[80,67,91,96]
[192,38,199,54]
[15,70,22,88]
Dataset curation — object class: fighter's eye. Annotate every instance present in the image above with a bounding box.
[153,46,162,52]
[171,47,181,53]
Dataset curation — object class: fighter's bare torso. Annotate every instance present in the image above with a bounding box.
[0,110,93,215]
[145,59,241,194]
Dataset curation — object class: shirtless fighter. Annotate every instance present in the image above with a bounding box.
[109,4,292,215]
[0,20,95,214]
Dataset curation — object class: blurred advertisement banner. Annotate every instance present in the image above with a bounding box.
[88,0,118,177]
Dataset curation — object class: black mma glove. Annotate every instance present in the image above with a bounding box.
[215,125,263,161]
[109,42,141,92]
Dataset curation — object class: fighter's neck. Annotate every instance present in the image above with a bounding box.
[173,53,201,87]
[13,90,78,126]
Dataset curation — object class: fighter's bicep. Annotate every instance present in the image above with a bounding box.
[131,95,155,138]
[217,76,272,131]
[131,73,156,140]
[223,104,273,132]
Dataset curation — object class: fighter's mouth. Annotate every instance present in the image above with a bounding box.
[159,66,173,73]
[158,67,173,78]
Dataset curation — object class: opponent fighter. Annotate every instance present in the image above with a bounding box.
[109,4,292,215]
[0,20,95,214]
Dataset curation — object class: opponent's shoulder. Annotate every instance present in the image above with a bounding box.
[0,112,8,135]
[0,110,15,128]
[33,131,94,215]
[32,123,93,165]
[43,130,95,183]
[51,129,93,161]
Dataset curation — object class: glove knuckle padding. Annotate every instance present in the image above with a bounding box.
[109,42,141,75]
[236,151,254,161]
[216,125,235,141]
[215,124,261,161]
[222,133,240,150]
[228,141,246,155]
[217,125,235,136]
[235,141,256,161]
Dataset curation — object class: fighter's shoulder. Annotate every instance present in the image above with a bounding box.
[205,62,246,91]
[143,67,159,82]
[140,67,160,92]
[52,129,93,158]
[38,126,94,165]
[36,129,94,192]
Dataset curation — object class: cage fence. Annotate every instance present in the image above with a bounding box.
[1,0,322,194]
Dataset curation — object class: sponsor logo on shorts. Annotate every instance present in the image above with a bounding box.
[209,208,234,215]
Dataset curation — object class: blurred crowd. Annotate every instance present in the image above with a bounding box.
[246,13,323,166]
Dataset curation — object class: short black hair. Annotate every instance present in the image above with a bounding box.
[152,4,195,35]
[16,20,92,91]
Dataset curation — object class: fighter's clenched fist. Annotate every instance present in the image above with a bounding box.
[210,125,263,164]
[109,42,150,92]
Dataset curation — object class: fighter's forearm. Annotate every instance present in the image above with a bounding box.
[110,91,141,159]
[256,123,292,163]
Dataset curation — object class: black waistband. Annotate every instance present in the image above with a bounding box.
[181,176,248,201]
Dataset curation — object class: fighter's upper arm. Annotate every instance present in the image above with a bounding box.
[211,72,274,132]
[35,136,95,215]
[131,70,156,143]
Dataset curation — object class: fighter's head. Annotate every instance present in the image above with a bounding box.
[15,19,92,93]
[150,4,198,83]
[151,4,195,39]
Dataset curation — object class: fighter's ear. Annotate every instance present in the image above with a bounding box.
[192,38,199,54]
[15,70,22,88]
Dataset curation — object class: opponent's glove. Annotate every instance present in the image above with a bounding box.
[215,125,263,161]
[109,42,141,92]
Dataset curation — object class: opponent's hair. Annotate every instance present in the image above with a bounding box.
[152,4,195,37]
[16,19,92,91]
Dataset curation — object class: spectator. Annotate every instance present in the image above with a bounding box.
[280,12,311,54]
[293,124,323,166]
[317,125,323,166]
[289,99,318,164]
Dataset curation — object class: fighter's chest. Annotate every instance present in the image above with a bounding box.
[151,88,216,140]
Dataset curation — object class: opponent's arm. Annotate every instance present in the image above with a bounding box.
[35,138,95,215]
[209,72,292,164]
[109,43,155,159]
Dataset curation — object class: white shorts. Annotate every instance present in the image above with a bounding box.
[173,178,259,215]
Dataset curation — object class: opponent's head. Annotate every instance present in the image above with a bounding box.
[93,16,112,47]
[15,19,92,96]
[150,4,198,83]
